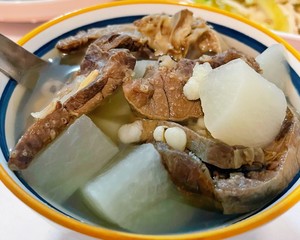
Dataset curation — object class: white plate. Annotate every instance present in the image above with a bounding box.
[0,0,113,23]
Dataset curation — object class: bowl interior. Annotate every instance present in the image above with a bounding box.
[1,1,300,239]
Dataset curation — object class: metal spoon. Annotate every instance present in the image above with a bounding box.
[0,33,78,89]
[0,33,80,135]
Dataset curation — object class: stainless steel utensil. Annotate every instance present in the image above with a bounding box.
[0,33,80,135]
[0,33,78,89]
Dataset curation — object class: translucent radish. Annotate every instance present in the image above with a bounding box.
[256,44,290,93]
[21,115,119,204]
[199,58,287,147]
[81,144,172,227]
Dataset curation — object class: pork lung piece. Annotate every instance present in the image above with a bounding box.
[123,47,261,122]
[8,35,136,170]
[134,9,227,59]
[78,34,141,76]
[198,48,261,72]
[57,9,228,60]
[56,24,142,53]
[123,58,203,121]
[136,119,265,170]
[154,142,216,198]
[215,107,300,214]
[150,107,300,214]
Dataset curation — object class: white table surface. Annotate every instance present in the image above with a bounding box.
[1,21,300,240]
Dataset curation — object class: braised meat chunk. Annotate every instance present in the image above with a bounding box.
[123,119,265,170]
[8,34,136,170]
[155,141,216,199]
[134,9,227,60]
[129,107,300,214]
[123,57,203,121]
[198,48,261,72]
[155,109,300,214]
[56,24,142,53]
[215,109,300,213]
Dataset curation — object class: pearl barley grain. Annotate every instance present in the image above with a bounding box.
[165,127,187,151]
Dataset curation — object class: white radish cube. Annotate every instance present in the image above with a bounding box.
[133,60,157,79]
[199,59,287,147]
[81,143,171,226]
[121,197,195,233]
[21,115,119,204]
[256,44,290,92]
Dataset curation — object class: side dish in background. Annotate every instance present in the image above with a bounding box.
[0,0,114,22]
[195,0,300,34]
[7,9,300,233]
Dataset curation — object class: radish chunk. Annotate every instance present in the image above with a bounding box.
[21,115,119,204]
[199,59,287,147]
[81,143,174,230]
[256,44,290,92]
[133,60,157,79]
[121,197,195,234]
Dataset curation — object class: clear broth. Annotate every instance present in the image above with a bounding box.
[15,48,247,235]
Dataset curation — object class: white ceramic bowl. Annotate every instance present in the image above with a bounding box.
[1,1,300,239]
[276,31,300,52]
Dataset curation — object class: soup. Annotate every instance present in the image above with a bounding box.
[7,9,300,234]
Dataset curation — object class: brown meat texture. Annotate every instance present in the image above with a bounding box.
[155,142,216,198]
[56,24,142,53]
[123,58,203,121]
[57,9,227,61]
[8,102,76,170]
[215,107,300,214]
[134,9,227,60]
[145,107,300,214]
[8,35,136,170]
[123,48,261,122]
[198,48,261,72]
[136,119,265,169]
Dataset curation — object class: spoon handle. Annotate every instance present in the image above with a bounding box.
[0,33,47,84]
